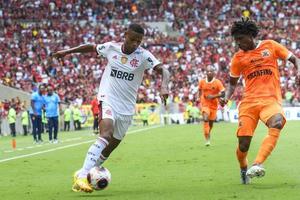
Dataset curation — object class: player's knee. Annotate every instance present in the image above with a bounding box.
[239,141,250,152]
[268,119,285,130]
[100,130,114,142]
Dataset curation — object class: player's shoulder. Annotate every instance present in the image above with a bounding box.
[214,78,222,84]
[261,39,275,45]
[198,78,205,84]
[103,41,119,48]
[136,46,152,57]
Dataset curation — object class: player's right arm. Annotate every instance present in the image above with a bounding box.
[220,56,240,106]
[51,44,96,60]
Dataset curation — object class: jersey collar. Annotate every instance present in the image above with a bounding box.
[206,77,215,83]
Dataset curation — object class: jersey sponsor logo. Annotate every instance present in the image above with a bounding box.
[105,109,112,116]
[250,57,264,64]
[97,45,105,51]
[147,57,154,66]
[247,69,273,80]
[110,69,134,81]
[121,56,128,64]
[130,58,139,68]
[261,49,270,57]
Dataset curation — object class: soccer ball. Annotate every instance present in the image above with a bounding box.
[87,166,111,190]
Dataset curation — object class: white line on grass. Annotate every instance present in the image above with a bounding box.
[0,125,162,163]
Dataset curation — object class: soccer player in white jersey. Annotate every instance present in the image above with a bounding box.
[52,24,170,193]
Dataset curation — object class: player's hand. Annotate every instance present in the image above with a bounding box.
[206,95,214,100]
[51,51,67,63]
[219,97,228,107]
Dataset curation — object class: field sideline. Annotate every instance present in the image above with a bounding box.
[0,121,299,200]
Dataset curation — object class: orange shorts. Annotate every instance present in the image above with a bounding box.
[236,100,286,137]
[202,107,217,121]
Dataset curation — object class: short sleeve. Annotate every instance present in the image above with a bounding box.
[271,40,292,60]
[230,55,241,78]
[143,50,161,69]
[96,42,111,57]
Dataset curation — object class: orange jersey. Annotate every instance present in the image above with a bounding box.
[230,40,292,104]
[198,78,225,109]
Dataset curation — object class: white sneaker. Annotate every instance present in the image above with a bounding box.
[246,164,265,178]
[53,139,58,144]
[205,141,211,146]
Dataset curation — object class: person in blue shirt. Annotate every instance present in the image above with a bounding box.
[44,85,61,143]
[30,84,45,144]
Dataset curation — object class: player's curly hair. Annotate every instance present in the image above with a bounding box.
[128,23,145,35]
[231,17,259,38]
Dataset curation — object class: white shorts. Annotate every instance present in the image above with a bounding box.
[99,101,133,140]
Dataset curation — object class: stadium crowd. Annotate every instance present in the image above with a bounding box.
[0,0,300,107]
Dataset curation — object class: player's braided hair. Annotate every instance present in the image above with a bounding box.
[231,17,259,38]
[128,23,145,35]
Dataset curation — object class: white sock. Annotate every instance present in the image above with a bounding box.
[96,154,108,166]
[78,137,108,178]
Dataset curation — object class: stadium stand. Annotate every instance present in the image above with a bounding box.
[0,0,299,107]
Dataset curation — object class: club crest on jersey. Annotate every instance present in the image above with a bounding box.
[130,58,139,68]
[105,109,112,116]
[261,49,270,57]
[121,56,128,64]
[113,55,117,60]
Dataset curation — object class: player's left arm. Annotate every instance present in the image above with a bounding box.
[153,64,170,106]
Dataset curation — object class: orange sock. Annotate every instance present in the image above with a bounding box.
[203,122,210,140]
[254,128,280,164]
[236,147,248,169]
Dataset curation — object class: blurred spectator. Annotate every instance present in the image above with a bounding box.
[0,1,299,107]
[30,84,45,143]
[73,105,82,130]
[90,95,99,134]
[64,104,72,132]
[8,104,16,137]
[44,85,61,143]
[21,106,29,136]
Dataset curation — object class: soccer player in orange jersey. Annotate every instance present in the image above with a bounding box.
[220,18,300,184]
[198,66,225,146]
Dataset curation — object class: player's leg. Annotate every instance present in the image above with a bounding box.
[236,112,259,183]
[247,103,285,179]
[73,102,114,192]
[206,108,217,145]
[254,110,285,165]
[78,118,113,178]
[202,107,210,145]
[73,118,113,193]
[96,137,121,166]
[96,114,132,166]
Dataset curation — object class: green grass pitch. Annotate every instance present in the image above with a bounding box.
[0,121,300,200]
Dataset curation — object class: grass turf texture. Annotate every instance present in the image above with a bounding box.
[0,121,299,200]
